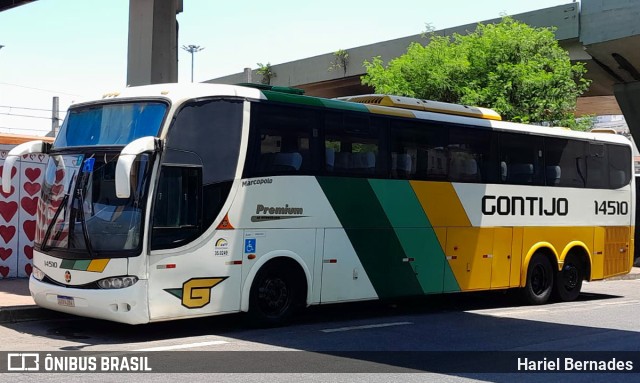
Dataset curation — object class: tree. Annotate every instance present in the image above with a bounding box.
[257,62,276,85]
[329,49,349,76]
[362,17,591,129]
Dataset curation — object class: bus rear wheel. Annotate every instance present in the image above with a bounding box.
[553,257,583,302]
[248,262,302,326]
[522,253,554,305]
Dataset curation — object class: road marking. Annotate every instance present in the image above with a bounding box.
[597,300,639,306]
[474,308,549,317]
[133,340,229,351]
[320,321,413,333]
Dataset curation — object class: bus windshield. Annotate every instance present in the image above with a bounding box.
[54,101,167,148]
[36,152,152,257]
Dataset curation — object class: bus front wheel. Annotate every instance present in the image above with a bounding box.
[248,262,302,326]
[522,253,554,305]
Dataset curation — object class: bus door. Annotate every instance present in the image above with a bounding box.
[445,227,512,290]
[146,166,243,320]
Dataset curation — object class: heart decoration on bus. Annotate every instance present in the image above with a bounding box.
[0,225,16,243]
[25,168,42,182]
[23,220,36,242]
[20,197,38,216]
[0,247,11,261]
[0,186,15,198]
[23,182,41,196]
[0,201,18,222]
[24,246,33,260]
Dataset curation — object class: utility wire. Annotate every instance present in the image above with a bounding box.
[0,104,69,112]
[0,82,81,97]
[0,112,62,120]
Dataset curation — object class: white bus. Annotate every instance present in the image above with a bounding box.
[3,83,634,325]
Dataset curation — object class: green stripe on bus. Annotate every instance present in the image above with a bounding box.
[317,177,423,298]
[320,99,370,113]
[60,259,75,269]
[262,90,325,108]
[262,90,369,113]
[368,179,460,293]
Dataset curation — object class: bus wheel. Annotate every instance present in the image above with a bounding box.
[553,257,583,302]
[248,263,301,326]
[522,253,554,305]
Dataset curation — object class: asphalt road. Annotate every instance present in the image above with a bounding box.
[0,279,638,382]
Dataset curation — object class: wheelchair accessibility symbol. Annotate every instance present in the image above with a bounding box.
[244,238,256,253]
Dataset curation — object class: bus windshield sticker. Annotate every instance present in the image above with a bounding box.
[82,158,96,173]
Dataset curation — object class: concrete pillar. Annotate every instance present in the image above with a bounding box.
[614,82,640,143]
[126,0,182,86]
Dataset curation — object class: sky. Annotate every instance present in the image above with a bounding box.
[0,0,574,135]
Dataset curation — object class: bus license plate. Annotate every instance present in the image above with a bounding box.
[57,295,75,307]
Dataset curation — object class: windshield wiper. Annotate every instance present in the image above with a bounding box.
[76,170,95,258]
[41,170,76,251]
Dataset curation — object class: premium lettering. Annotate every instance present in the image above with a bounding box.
[255,204,303,215]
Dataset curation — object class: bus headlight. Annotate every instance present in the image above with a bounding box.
[97,276,138,289]
[31,266,45,281]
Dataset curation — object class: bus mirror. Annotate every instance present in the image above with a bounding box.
[115,136,161,199]
[2,140,52,194]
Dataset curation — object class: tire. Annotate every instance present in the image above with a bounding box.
[522,253,554,305]
[247,263,302,327]
[553,257,583,302]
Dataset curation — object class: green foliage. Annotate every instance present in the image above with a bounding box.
[257,62,276,85]
[329,49,350,76]
[362,17,591,129]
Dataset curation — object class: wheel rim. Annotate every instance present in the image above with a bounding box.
[561,264,579,290]
[257,275,291,317]
[531,263,549,296]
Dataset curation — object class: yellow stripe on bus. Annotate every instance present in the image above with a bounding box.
[410,181,471,228]
[87,259,110,272]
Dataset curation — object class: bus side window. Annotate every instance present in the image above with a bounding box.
[248,103,319,176]
[586,143,607,189]
[151,166,202,250]
[608,144,631,189]
[324,112,383,177]
[389,119,446,180]
[543,138,586,188]
[500,132,544,186]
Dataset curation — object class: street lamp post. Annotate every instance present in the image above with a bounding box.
[181,44,204,82]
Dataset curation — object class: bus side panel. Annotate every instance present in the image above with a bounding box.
[491,227,513,288]
[603,226,632,277]
[592,227,606,280]
[320,229,378,303]
[509,226,524,287]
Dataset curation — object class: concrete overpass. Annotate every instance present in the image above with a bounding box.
[208,1,640,120]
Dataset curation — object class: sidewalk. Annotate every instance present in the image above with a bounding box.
[0,278,67,323]
[1,268,639,324]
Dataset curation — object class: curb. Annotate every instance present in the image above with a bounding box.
[605,273,640,281]
[0,306,68,324]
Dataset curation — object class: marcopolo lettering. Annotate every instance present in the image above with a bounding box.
[242,178,273,187]
[482,195,568,216]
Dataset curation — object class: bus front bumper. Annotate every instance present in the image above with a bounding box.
[29,276,150,325]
